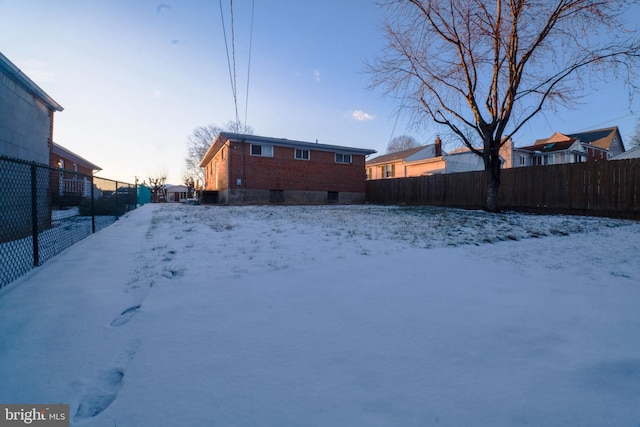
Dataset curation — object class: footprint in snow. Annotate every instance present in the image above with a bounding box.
[162,268,185,279]
[74,339,140,421]
[74,369,124,421]
[109,304,142,327]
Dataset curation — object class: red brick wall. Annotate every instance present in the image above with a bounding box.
[587,147,607,162]
[48,110,55,156]
[50,152,94,176]
[222,142,366,192]
[204,145,230,191]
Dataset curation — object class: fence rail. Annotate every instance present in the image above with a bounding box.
[1,156,137,288]
[366,158,640,218]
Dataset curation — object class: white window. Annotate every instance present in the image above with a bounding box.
[335,153,352,164]
[295,149,310,160]
[251,144,273,157]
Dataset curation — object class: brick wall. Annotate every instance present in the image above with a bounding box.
[225,141,366,193]
[50,152,94,176]
[204,145,230,191]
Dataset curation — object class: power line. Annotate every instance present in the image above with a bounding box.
[218,0,239,129]
[244,0,255,130]
[230,0,240,128]
[573,112,635,133]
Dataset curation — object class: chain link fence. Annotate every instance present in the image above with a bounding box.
[1,156,137,288]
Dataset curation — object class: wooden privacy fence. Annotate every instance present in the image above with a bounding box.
[365,158,640,219]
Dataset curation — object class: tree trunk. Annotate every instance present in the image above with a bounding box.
[484,148,502,213]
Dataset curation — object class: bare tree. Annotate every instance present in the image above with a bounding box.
[182,172,196,198]
[387,135,419,153]
[146,170,167,203]
[628,117,640,149]
[368,0,640,212]
[183,121,254,186]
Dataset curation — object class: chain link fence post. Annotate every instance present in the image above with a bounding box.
[30,163,39,267]
[91,175,96,234]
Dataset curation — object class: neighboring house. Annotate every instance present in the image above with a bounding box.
[366,137,515,179]
[199,132,376,204]
[366,137,444,179]
[513,127,625,167]
[612,144,640,160]
[1,51,63,241]
[0,51,63,163]
[443,139,516,173]
[50,142,102,199]
[164,184,189,202]
[443,147,485,173]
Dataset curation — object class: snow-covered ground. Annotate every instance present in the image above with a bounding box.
[1,203,639,426]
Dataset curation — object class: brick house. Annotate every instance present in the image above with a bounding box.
[50,142,102,199]
[199,133,376,204]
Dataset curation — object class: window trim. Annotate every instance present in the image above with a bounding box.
[335,153,352,164]
[383,164,395,178]
[250,144,274,157]
[295,148,310,160]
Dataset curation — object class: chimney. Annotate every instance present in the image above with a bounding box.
[434,135,442,157]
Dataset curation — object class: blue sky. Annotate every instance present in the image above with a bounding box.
[1,0,639,184]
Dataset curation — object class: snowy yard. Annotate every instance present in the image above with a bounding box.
[1,203,639,426]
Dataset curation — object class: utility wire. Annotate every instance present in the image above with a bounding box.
[230,0,240,129]
[219,0,239,130]
[244,0,255,130]
[573,112,634,133]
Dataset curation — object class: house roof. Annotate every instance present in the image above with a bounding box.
[0,51,63,112]
[522,127,620,153]
[612,144,640,160]
[200,132,376,167]
[164,184,189,191]
[568,126,620,150]
[517,139,580,153]
[444,146,483,155]
[366,145,431,165]
[52,143,102,172]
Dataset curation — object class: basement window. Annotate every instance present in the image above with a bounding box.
[269,189,284,203]
[251,144,273,157]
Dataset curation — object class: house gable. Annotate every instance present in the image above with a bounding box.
[569,126,625,157]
